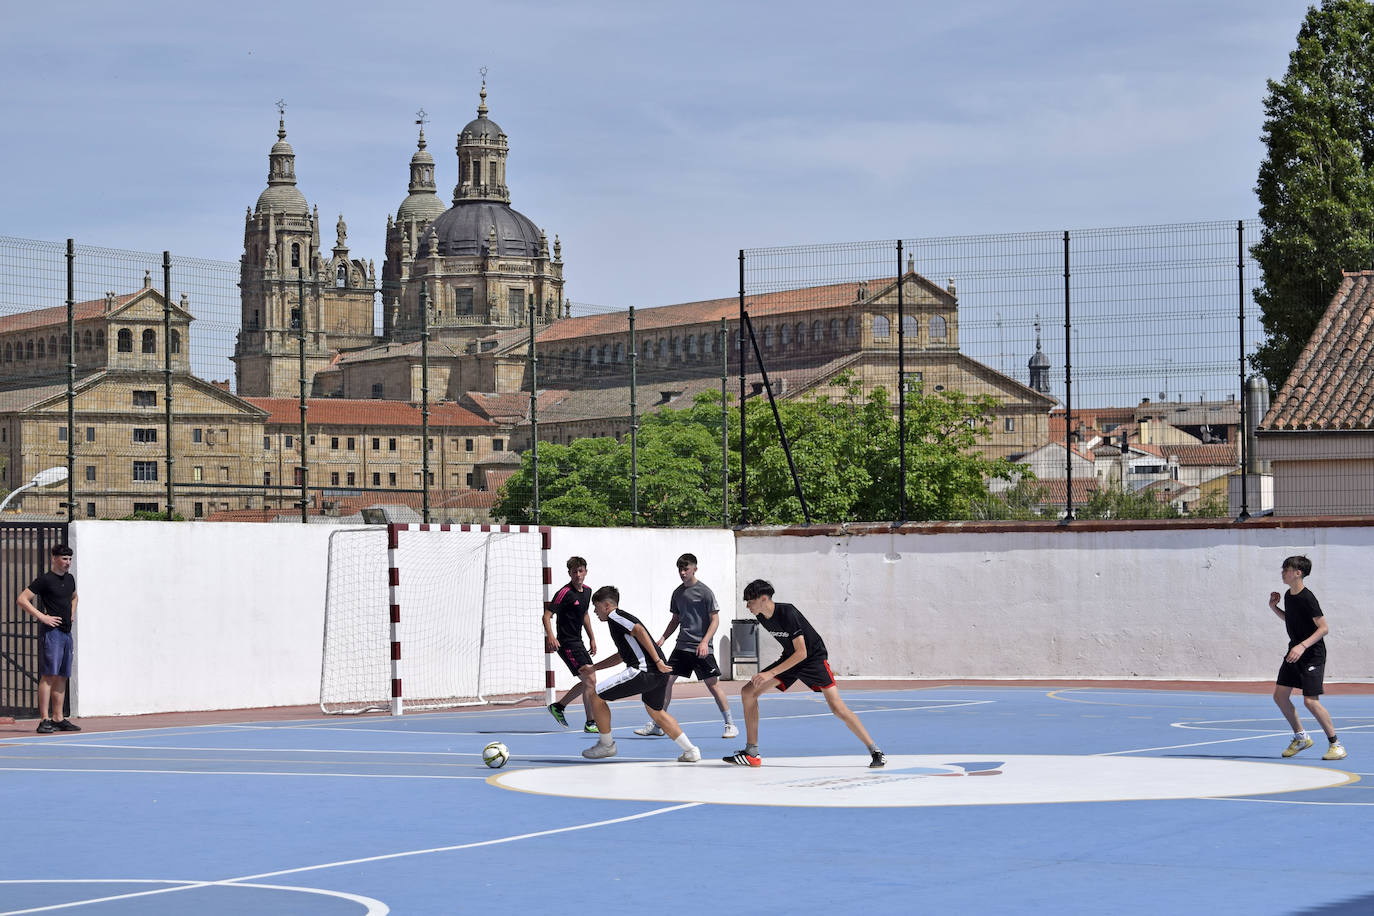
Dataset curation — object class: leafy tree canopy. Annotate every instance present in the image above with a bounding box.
[1252,0,1374,390]
[493,374,1024,527]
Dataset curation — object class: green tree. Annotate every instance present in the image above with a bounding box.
[493,376,1022,526]
[1252,0,1374,390]
[1076,486,1181,520]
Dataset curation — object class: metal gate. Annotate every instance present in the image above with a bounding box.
[0,522,68,718]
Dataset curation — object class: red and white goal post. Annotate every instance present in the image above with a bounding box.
[320,523,556,715]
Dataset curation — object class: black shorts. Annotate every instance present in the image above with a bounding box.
[1277,655,1325,697]
[773,658,835,692]
[668,647,721,681]
[557,641,594,676]
[597,667,670,710]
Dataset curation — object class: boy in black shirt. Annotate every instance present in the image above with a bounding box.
[580,585,701,763]
[723,579,884,768]
[543,556,600,733]
[18,544,81,734]
[1270,555,1346,760]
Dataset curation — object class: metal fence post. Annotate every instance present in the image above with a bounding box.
[896,239,907,524]
[720,316,729,528]
[629,306,639,525]
[296,268,308,524]
[64,240,75,523]
[162,252,174,520]
[1237,219,1250,521]
[1062,230,1075,523]
[738,250,748,526]
[528,299,539,523]
[420,281,430,524]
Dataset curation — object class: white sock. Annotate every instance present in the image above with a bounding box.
[1295,730,1308,740]
[598,734,614,747]
[673,732,693,751]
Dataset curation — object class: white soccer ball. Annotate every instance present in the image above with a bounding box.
[482,741,510,769]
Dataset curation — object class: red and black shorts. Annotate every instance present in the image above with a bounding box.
[772,658,836,692]
[557,641,594,676]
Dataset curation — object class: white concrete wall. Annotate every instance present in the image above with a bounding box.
[62,520,1373,717]
[65,521,736,717]
[735,525,1374,682]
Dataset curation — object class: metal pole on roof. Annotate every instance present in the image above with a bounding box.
[420,281,431,524]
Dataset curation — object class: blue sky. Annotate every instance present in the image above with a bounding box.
[1,0,1305,311]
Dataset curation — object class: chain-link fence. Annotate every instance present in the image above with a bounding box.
[1,220,1350,526]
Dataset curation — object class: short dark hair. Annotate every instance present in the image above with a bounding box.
[676,553,697,569]
[51,545,73,557]
[591,585,619,605]
[1282,555,1312,577]
[566,556,587,572]
[742,579,774,601]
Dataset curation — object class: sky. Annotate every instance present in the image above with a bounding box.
[0,0,1308,313]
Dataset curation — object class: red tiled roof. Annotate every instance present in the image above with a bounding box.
[535,277,905,343]
[1158,443,1237,466]
[0,292,136,333]
[1264,270,1374,430]
[1034,477,1101,502]
[242,397,492,428]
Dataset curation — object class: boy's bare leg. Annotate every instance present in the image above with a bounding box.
[1304,695,1337,738]
[37,676,55,720]
[739,680,764,746]
[821,685,876,747]
[48,678,68,721]
[704,676,731,716]
[1273,685,1304,732]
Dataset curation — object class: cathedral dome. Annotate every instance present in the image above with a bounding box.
[423,201,542,257]
[257,183,309,214]
[1029,347,1050,369]
[397,190,447,224]
[461,114,504,142]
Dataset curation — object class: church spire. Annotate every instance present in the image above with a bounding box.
[454,69,510,204]
[255,100,309,215]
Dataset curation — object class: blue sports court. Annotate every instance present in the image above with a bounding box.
[0,683,1370,915]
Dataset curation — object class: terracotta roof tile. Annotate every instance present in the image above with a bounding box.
[0,293,135,333]
[1158,443,1237,466]
[1264,271,1374,430]
[242,397,491,428]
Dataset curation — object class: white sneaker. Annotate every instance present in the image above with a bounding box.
[722,723,739,739]
[633,723,664,737]
[582,741,618,759]
[677,745,702,763]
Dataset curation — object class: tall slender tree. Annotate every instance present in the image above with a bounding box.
[1252,0,1374,391]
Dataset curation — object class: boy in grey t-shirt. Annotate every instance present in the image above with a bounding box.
[634,553,738,739]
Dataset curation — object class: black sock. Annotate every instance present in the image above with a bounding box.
[1328,734,1338,743]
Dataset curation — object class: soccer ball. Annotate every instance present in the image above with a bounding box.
[482,741,510,769]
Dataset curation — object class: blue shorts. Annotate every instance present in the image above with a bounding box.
[39,629,73,678]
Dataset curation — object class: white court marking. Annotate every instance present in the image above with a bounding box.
[492,754,1356,807]
[0,880,388,916]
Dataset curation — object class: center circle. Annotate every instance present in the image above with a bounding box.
[491,754,1353,807]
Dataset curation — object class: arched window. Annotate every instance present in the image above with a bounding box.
[574,347,584,368]
[930,315,947,339]
[142,329,157,353]
[84,330,93,351]
[780,324,791,346]
[600,344,611,365]
[812,320,824,343]
[762,326,774,348]
[584,346,595,366]
[26,340,34,360]
[3,343,10,363]
[60,335,69,354]
[560,349,571,373]
[49,335,57,356]
[95,330,105,350]
[829,319,840,342]
[846,317,858,339]
[702,333,712,356]
[903,315,919,338]
[336,264,347,288]
[641,343,652,361]
[873,315,890,339]
[613,342,624,363]
[36,338,45,359]
[795,322,807,346]
[117,329,132,353]
[170,330,182,354]
[290,243,301,268]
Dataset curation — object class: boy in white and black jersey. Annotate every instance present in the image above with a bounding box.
[724,578,885,769]
[581,585,702,763]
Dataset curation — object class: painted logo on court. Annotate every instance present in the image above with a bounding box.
[492,754,1353,808]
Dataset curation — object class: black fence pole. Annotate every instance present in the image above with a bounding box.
[528,300,539,524]
[64,240,75,523]
[1062,230,1075,523]
[742,311,810,524]
[296,268,308,524]
[162,252,174,520]
[1238,219,1250,521]
[629,306,639,526]
[419,281,431,524]
[896,239,907,524]
[720,317,729,528]
[738,251,748,526]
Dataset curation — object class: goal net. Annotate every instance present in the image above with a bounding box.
[321,525,546,714]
